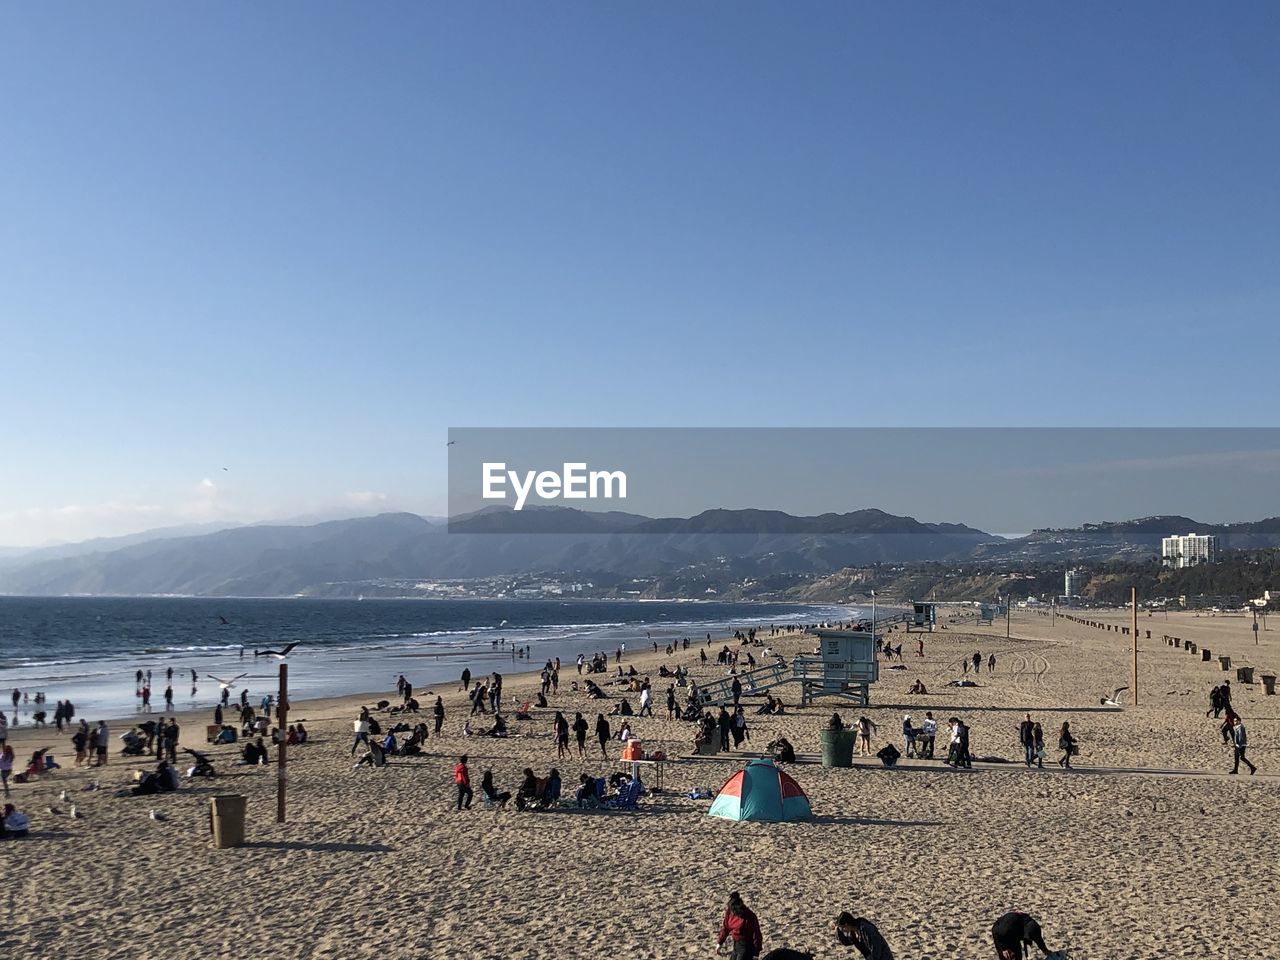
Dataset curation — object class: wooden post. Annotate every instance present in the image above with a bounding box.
[1131,587,1139,706]
[277,662,288,823]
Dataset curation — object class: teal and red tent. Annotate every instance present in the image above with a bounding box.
[707,758,812,822]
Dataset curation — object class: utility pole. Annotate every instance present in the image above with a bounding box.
[277,662,288,823]
[1131,587,1139,706]
[1006,595,1011,639]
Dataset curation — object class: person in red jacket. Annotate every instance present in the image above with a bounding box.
[717,891,763,960]
[454,755,472,811]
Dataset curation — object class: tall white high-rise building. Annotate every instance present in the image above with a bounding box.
[1064,568,1085,598]
[1161,533,1219,568]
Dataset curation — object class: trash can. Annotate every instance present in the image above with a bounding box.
[210,795,247,848]
[820,728,856,768]
[1237,666,1255,684]
[1219,656,1232,671]
[1262,675,1277,696]
[1202,649,1211,662]
[1187,643,1197,654]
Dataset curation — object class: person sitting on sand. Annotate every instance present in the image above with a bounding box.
[515,768,542,811]
[768,736,796,764]
[1,803,30,838]
[575,773,599,808]
[835,911,893,959]
[485,715,509,738]
[617,720,635,742]
[240,738,267,766]
[991,911,1059,959]
[481,770,511,809]
[609,699,633,717]
[909,679,927,695]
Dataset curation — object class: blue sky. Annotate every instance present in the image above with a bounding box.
[1,4,1277,545]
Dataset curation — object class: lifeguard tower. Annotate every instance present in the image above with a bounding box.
[906,602,937,633]
[794,629,880,705]
[693,628,881,707]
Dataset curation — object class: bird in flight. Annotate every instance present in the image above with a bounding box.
[446,440,456,446]
[208,673,249,690]
[1100,685,1129,706]
[255,642,299,660]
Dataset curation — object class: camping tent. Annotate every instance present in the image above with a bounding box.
[707,758,812,822]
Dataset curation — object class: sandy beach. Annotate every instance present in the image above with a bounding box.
[2,610,1277,959]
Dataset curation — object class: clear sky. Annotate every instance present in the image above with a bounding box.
[1,4,1277,545]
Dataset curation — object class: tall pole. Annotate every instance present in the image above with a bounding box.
[871,591,876,641]
[1006,595,1011,639]
[277,662,288,823]
[1131,587,1139,706]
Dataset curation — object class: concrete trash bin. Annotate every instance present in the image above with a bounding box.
[1237,666,1255,684]
[1262,675,1277,696]
[210,795,247,848]
[820,728,856,768]
[1202,649,1211,662]
[1219,656,1232,671]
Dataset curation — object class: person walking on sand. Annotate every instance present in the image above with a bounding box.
[1057,721,1076,769]
[1032,722,1045,769]
[666,685,677,720]
[595,713,611,758]
[639,682,653,718]
[835,911,894,960]
[988,653,996,674]
[460,668,471,693]
[1019,714,1036,767]
[857,716,878,756]
[351,713,371,756]
[902,715,917,758]
[718,707,733,751]
[716,891,763,960]
[0,745,13,798]
[454,755,472,810]
[572,712,588,757]
[991,911,1057,959]
[973,651,982,675]
[434,696,445,735]
[1231,719,1257,775]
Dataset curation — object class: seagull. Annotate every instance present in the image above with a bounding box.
[82,780,100,792]
[1100,685,1129,707]
[70,805,83,819]
[208,673,249,690]
[59,789,70,802]
[446,440,456,446]
[149,809,167,821]
[254,642,299,660]
[47,806,62,815]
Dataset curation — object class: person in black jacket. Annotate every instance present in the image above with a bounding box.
[835,911,893,960]
[991,911,1054,959]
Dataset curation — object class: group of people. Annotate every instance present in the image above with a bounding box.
[717,892,1063,960]
[1208,681,1257,775]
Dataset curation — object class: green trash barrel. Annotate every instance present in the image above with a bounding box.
[820,729,856,768]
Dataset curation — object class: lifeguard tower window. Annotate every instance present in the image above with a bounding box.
[908,602,937,633]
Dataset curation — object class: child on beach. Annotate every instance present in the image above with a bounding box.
[454,755,472,810]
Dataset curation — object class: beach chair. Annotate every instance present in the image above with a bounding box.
[607,779,642,811]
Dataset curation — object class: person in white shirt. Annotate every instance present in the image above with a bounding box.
[2,803,29,837]
[919,712,937,759]
[351,716,370,756]
[638,685,653,717]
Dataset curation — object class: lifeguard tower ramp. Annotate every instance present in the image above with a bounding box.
[695,629,880,707]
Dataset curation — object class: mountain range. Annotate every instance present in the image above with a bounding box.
[0,508,1277,598]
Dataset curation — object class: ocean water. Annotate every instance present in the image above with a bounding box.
[0,596,857,721]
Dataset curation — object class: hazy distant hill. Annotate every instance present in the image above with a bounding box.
[0,507,1000,597]
[4,508,1278,598]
